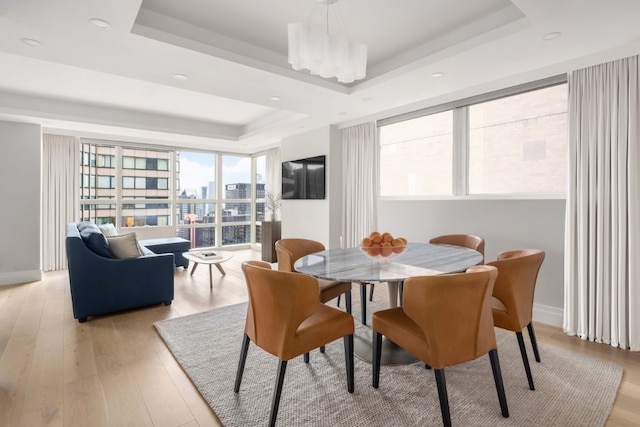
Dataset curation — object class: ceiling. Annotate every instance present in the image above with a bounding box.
[1,0,639,154]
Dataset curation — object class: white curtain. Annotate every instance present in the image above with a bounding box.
[265,147,281,220]
[342,123,378,248]
[265,147,281,195]
[564,55,640,350]
[42,134,80,271]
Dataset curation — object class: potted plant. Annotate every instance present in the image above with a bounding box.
[262,192,282,262]
[265,191,282,221]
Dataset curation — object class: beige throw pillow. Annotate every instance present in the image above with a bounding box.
[107,233,141,259]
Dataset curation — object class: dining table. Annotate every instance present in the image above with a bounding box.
[294,242,483,364]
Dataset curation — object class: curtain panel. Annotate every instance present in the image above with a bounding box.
[341,123,378,248]
[42,134,80,271]
[564,55,640,350]
[265,147,281,196]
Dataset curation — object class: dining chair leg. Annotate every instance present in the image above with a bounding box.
[372,330,382,388]
[434,369,452,427]
[369,282,375,301]
[489,349,509,418]
[516,331,535,390]
[343,334,354,393]
[360,284,367,325]
[269,360,288,427]
[399,281,404,306]
[527,322,541,362]
[320,346,325,353]
[304,352,310,363]
[234,334,250,392]
[345,289,352,314]
[425,364,431,370]
[336,295,341,308]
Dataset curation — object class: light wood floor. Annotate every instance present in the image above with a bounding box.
[1,249,639,426]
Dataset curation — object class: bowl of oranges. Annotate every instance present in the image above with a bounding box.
[361,232,407,262]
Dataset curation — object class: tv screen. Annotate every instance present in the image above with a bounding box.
[282,155,326,200]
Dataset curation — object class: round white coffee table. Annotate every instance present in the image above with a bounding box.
[182,249,233,289]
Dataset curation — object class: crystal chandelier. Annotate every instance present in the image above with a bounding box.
[287,0,368,84]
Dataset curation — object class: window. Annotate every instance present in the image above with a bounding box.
[380,111,453,196]
[378,78,567,197]
[255,155,266,222]
[78,143,265,248]
[97,175,114,189]
[468,84,567,194]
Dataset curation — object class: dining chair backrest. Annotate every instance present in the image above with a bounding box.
[486,249,545,331]
[429,234,485,264]
[401,265,498,369]
[275,238,325,272]
[241,260,319,360]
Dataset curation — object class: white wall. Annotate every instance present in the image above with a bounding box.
[0,120,42,285]
[378,198,565,326]
[280,125,342,248]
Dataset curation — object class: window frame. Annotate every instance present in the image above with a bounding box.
[377,74,568,201]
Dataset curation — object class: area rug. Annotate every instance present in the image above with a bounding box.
[154,301,622,426]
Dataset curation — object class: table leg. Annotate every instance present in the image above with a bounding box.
[215,263,226,275]
[354,279,416,365]
[208,265,213,289]
[190,262,199,276]
[354,330,417,365]
[387,281,399,307]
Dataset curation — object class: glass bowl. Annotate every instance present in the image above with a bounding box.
[360,244,407,263]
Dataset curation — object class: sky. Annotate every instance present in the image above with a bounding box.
[178,151,265,193]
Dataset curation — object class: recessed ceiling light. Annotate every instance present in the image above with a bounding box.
[432,72,445,78]
[173,73,188,81]
[338,112,348,116]
[270,96,282,101]
[90,18,112,29]
[21,38,41,47]
[362,97,373,102]
[543,32,562,41]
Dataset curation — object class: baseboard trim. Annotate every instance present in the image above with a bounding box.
[533,303,563,328]
[0,270,41,286]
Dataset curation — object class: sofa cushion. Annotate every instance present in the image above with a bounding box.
[138,244,155,256]
[79,223,113,258]
[107,233,142,259]
[99,223,118,237]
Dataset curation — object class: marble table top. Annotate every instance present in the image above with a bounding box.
[294,242,483,282]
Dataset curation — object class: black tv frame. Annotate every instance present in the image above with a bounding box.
[281,155,326,200]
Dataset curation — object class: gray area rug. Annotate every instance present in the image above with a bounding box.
[155,299,622,426]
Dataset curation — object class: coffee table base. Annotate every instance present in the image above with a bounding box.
[190,262,226,289]
[354,329,417,365]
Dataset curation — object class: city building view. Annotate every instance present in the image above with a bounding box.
[79,145,266,248]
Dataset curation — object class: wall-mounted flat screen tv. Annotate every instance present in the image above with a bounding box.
[282,155,326,200]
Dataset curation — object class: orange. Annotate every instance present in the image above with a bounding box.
[361,237,373,248]
[368,245,381,256]
[371,234,382,245]
[381,242,393,257]
[382,233,393,243]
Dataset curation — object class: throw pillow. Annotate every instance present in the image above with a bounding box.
[107,233,142,259]
[79,224,113,258]
[99,223,118,237]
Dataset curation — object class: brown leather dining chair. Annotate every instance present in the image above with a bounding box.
[372,265,509,427]
[275,238,352,314]
[487,249,545,391]
[235,261,355,427]
[429,234,485,263]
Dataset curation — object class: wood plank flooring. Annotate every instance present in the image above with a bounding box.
[1,249,639,426]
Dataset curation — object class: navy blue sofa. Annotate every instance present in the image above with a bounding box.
[66,222,175,322]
